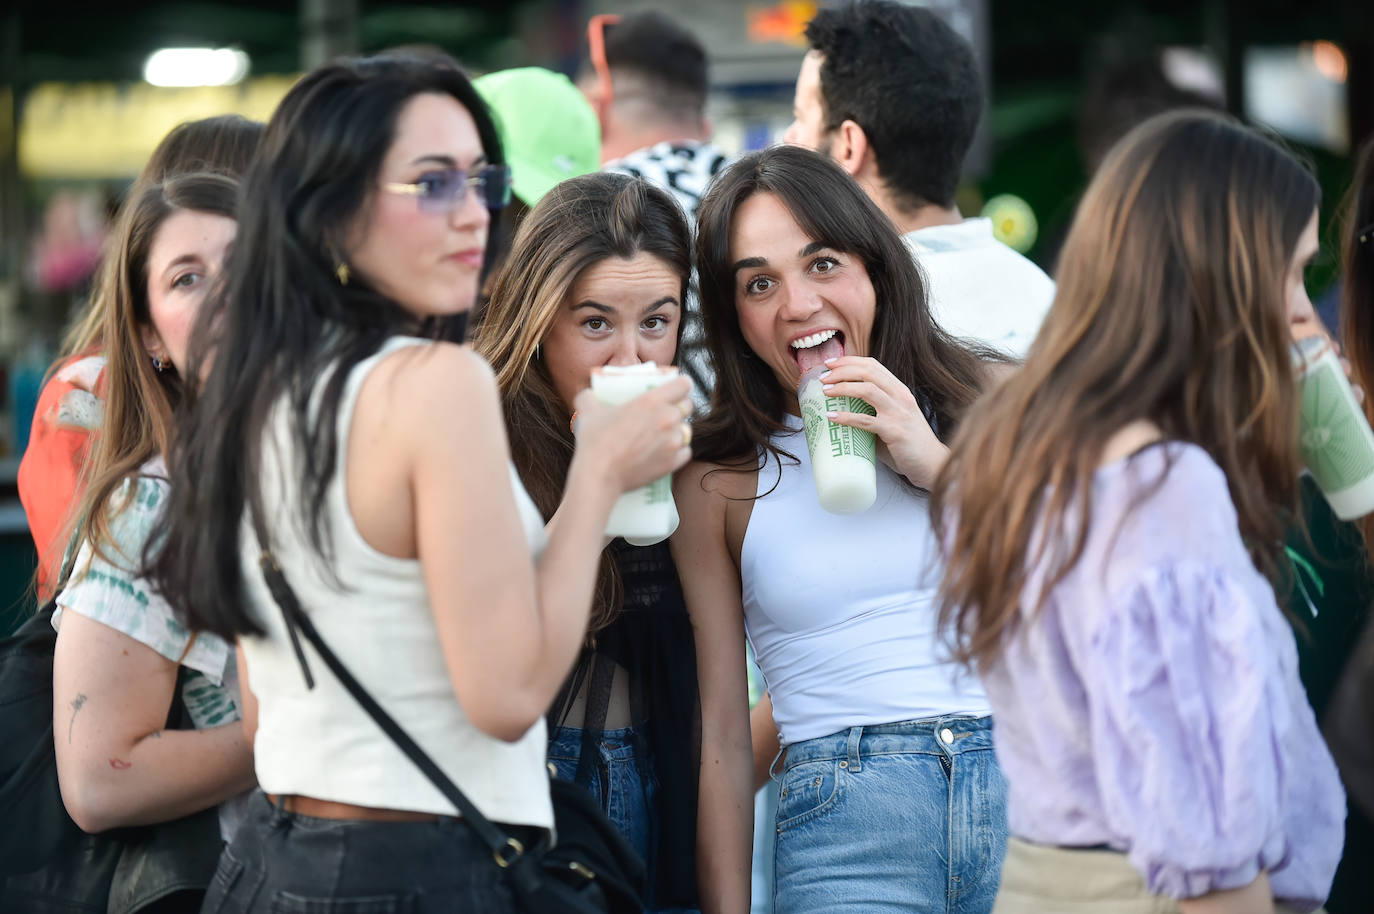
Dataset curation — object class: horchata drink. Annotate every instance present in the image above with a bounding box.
[590,363,680,543]
[796,356,877,515]
[1292,334,1374,520]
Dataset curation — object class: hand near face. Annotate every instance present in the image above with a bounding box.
[818,354,948,490]
[570,376,694,494]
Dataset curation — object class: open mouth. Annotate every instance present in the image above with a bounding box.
[790,329,846,374]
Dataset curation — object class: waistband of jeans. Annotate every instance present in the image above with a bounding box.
[547,724,641,760]
[780,715,993,769]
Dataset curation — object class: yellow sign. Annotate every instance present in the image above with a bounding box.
[19,76,300,179]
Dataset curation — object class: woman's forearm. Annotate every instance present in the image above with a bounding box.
[522,456,621,704]
[697,738,755,914]
[1177,873,1273,914]
[61,722,254,833]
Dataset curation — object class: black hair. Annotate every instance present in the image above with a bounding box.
[805,0,981,210]
[692,145,999,473]
[601,11,708,122]
[150,50,504,639]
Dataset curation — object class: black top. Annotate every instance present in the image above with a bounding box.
[547,537,701,909]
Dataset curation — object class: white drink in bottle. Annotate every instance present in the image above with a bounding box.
[797,365,877,514]
[1292,334,1374,520]
[589,363,681,544]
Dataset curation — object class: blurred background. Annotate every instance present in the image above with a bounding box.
[0,0,1370,615]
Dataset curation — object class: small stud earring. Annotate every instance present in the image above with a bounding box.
[336,262,351,286]
[152,355,168,373]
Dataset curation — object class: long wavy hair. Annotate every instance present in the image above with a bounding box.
[71,173,239,572]
[475,173,691,634]
[933,110,1318,670]
[60,115,264,359]
[1341,137,1374,551]
[691,144,997,476]
[149,51,504,639]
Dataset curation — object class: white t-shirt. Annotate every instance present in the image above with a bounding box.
[905,217,1055,359]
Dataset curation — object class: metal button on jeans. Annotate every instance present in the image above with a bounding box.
[940,728,955,745]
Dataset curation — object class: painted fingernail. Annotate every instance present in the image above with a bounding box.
[827,411,839,420]
[818,369,832,379]
[824,357,838,366]
[822,384,835,393]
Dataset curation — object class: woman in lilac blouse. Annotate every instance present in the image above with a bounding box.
[932,111,1345,912]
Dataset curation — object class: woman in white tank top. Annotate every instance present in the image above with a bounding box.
[674,145,1012,914]
[146,52,693,912]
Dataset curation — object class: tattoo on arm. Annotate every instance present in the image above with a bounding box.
[67,693,87,744]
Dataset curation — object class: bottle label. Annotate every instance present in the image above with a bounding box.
[645,473,671,506]
[801,391,876,465]
[1299,359,1374,492]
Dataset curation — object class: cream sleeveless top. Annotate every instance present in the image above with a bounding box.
[239,337,552,826]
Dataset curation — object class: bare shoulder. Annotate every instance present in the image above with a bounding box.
[361,341,499,421]
[674,458,756,507]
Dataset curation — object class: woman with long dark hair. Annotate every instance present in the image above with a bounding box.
[477,171,729,912]
[676,144,1009,913]
[150,51,692,910]
[934,110,1344,912]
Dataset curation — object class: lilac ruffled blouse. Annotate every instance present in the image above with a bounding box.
[979,443,1345,910]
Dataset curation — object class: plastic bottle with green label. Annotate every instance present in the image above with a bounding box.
[797,365,877,514]
[590,363,681,543]
[1293,335,1374,520]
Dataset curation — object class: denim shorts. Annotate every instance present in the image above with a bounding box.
[770,716,1009,914]
[548,725,698,914]
[199,791,523,913]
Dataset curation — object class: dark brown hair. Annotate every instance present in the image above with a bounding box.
[475,172,691,633]
[933,110,1318,670]
[691,144,997,476]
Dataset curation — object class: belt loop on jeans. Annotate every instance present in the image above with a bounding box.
[845,726,863,772]
[768,744,788,782]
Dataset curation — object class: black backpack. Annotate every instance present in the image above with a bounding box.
[0,575,221,912]
[0,593,84,875]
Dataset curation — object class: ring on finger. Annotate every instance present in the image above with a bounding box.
[679,399,694,419]
[681,422,693,448]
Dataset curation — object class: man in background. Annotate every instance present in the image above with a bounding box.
[580,10,731,399]
[786,0,1054,358]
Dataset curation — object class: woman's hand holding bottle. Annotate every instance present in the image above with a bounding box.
[570,375,694,496]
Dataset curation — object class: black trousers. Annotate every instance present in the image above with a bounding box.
[201,791,525,913]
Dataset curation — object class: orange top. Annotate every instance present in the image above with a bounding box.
[17,351,107,600]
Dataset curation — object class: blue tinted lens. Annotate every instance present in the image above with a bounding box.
[415,169,465,212]
[479,165,512,209]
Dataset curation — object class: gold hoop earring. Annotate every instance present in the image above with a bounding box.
[336,262,351,286]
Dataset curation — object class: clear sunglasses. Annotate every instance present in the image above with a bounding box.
[381,163,512,212]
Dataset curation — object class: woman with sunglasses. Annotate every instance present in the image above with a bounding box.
[149,51,692,911]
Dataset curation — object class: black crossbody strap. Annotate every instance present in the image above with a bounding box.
[246,507,530,864]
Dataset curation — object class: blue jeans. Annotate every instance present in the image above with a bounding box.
[200,791,525,912]
[771,716,1008,914]
[548,725,698,914]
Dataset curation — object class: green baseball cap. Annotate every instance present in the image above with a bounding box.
[474,67,601,206]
